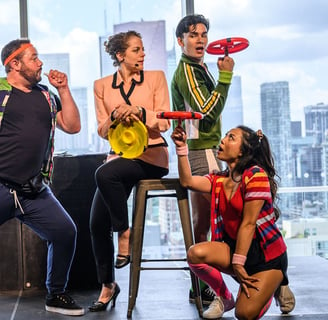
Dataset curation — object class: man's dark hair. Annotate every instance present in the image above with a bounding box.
[1,38,31,72]
[175,14,209,38]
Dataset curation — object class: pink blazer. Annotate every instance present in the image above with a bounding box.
[94,70,170,169]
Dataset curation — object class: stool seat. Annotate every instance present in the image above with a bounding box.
[127,178,202,318]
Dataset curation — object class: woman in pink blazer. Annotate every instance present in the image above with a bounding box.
[89,30,170,312]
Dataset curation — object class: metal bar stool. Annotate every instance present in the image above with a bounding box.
[127,178,203,318]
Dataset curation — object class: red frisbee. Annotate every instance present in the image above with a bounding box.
[157,111,203,120]
[206,37,249,55]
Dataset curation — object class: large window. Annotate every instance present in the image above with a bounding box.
[1,0,328,259]
[194,0,328,130]
[193,0,328,258]
[0,0,182,153]
[0,0,20,46]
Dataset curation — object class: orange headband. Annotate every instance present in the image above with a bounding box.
[3,43,33,66]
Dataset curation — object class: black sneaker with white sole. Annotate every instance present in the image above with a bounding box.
[45,293,85,316]
[189,285,216,306]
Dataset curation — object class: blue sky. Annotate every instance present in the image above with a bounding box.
[1,0,327,131]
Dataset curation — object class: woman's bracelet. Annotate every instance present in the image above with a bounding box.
[176,145,189,156]
[137,106,143,118]
[232,253,247,266]
[110,110,117,121]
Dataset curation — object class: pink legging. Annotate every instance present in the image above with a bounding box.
[188,263,232,299]
[189,262,273,319]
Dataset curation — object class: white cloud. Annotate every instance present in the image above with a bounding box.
[0,0,17,25]
[30,16,53,35]
[193,0,328,132]
[35,27,99,88]
[237,53,328,128]
[1,0,327,133]
[256,25,303,41]
[63,28,100,87]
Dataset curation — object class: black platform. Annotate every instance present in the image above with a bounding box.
[0,153,106,291]
[1,154,327,319]
[0,256,327,319]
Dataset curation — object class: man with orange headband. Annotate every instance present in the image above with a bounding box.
[0,39,84,316]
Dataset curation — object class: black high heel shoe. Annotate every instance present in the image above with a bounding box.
[115,254,130,269]
[88,284,121,312]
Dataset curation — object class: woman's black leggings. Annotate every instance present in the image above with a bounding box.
[89,157,168,283]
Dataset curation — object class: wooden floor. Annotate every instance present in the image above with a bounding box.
[0,256,327,319]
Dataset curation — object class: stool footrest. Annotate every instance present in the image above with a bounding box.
[146,192,177,198]
[141,258,186,262]
[140,267,190,271]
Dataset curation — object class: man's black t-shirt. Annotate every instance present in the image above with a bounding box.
[0,86,52,184]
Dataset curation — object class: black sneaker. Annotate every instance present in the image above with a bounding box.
[45,292,85,316]
[189,286,216,306]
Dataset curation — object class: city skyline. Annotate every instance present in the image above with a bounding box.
[1,1,328,261]
[1,2,328,188]
[1,0,327,132]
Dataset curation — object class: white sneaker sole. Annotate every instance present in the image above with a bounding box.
[45,305,85,316]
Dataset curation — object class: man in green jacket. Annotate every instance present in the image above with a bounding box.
[171,13,234,305]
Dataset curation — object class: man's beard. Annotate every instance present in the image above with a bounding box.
[19,65,41,86]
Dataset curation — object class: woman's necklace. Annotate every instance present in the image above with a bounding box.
[224,177,241,201]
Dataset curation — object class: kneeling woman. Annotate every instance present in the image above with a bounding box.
[171,125,291,319]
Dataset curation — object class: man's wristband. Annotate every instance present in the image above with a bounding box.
[176,145,189,156]
[232,253,247,266]
[218,70,233,84]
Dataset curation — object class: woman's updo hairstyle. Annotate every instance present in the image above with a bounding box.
[104,30,142,67]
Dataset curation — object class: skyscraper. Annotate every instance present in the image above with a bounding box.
[303,102,328,188]
[304,102,328,145]
[39,53,90,154]
[260,81,293,187]
[99,20,167,78]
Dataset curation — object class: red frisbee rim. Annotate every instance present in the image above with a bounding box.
[206,37,249,55]
[156,111,203,120]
